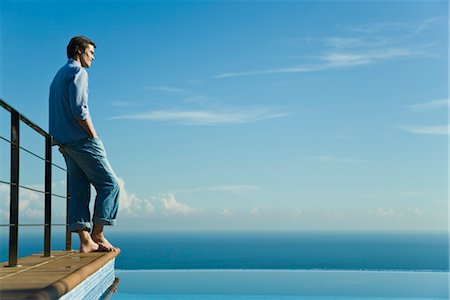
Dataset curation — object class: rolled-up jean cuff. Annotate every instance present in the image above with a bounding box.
[93,216,116,226]
[68,222,91,232]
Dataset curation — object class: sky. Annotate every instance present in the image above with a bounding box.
[0,0,448,232]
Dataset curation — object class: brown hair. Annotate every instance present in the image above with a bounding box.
[67,36,96,59]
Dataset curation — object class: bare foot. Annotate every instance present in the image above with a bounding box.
[80,240,100,253]
[91,232,117,252]
[78,230,101,253]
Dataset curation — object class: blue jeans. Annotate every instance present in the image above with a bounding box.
[61,137,120,232]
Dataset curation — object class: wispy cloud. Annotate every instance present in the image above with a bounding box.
[293,208,302,217]
[323,36,389,49]
[369,207,424,218]
[401,98,448,136]
[173,184,260,195]
[215,65,319,79]
[399,125,449,135]
[407,208,423,216]
[215,48,416,79]
[215,17,440,79]
[370,208,403,218]
[110,107,289,125]
[250,207,259,215]
[310,155,368,163]
[112,100,136,107]
[339,17,444,36]
[219,208,235,217]
[147,86,189,94]
[407,98,449,111]
[319,48,414,67]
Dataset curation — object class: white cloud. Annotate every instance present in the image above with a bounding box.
[112,100,135,107]
[209,185,260,193]
[219,208,234,217]
[370,207,425,218]
[147,86,189,94]
[215,48,416,79]
[118,178,154,217]
[339,17,444,36]
[174,184,260,195]
[0,179,206,221]
[340,21,410,34]
[320,48,414,67]
[334,134,353,140]
[250,207,259,215]
[323,36,389,49]
[407,98,449,111]
[216,17,443,80]
[370,208,402,218]
[399,191,426,197]
[364,194,380,200]
[119,179,202,217]
[110,108,289,125]
[324,37,366,48]
[0,184,44,220]
[158,193,201,216]
[182,95,209,104]
[399,125,449,135]
[407,208,423,216]
[313,155,335,162]
[293,209,302,217]
[215,65,319,79]
[310,155,368,163]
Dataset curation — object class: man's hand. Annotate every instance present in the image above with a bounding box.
[77,117,98,138]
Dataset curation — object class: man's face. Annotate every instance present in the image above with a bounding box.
[79,44,95,68]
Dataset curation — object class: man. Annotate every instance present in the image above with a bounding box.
[49,36,119,253]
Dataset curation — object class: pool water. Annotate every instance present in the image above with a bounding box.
[109,269,449,299]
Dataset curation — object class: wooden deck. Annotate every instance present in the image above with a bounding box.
[0,249,120,300]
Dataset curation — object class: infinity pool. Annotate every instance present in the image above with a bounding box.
[109,269,449,299]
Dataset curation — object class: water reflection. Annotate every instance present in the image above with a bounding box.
[101,277,120,300]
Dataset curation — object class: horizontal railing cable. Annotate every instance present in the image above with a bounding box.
[0,180,68,199]
[18,184,45,195]
[0,135,11,144]
[51,162,67,172]
[0,180,14,186]
[19,185,68,199]
[19,145,46,163]
[0,137,67,172]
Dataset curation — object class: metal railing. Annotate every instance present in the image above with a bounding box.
[0,98,71,267]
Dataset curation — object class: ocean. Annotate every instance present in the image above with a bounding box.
[1,230,448,271]
[1,230,449,299]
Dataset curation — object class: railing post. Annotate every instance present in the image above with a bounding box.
[44,135,52,257]
[65,172,71,251]
[8,110,20,267]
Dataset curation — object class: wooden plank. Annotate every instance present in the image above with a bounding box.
[0,250,120,300]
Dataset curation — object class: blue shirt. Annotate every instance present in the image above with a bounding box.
[49,59,91,144]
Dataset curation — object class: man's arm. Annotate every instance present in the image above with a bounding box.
[77,117,98,138]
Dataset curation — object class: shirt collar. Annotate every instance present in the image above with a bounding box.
[68,58,82,67]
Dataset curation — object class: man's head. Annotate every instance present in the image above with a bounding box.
[67,36,96,68]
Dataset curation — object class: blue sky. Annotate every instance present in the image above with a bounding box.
[0,0,448,231]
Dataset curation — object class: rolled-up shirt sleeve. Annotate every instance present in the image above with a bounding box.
[69,68,90,120]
